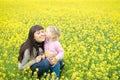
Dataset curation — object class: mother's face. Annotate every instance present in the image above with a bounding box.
[34,29,45,43]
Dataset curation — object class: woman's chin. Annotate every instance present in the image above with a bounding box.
[39,39,45,42]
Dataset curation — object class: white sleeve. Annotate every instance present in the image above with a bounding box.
[18,49,36,70]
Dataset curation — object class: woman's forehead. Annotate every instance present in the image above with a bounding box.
[35,29,44,32]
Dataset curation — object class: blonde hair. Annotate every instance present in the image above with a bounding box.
[47,26,61,40]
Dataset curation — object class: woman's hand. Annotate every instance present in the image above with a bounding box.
[35,55,41,62]
[48,57,59,65]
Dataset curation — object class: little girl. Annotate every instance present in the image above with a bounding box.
[45,26,64,79]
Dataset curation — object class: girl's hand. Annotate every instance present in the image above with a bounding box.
[35,55,41,62]
[41,54,46,59]
[48,57,59,65]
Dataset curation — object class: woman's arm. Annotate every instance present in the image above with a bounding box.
[18,49,36,70]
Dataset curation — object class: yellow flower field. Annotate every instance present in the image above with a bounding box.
[0,0,120,80]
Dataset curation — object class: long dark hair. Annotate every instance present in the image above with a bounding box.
[18,25,44,63]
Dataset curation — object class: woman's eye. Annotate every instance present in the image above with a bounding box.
[41,31,44,33]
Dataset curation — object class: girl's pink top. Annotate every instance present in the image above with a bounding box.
[44,40,64,60]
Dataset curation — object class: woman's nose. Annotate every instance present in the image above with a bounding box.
[41,32,45,36]
[45,33,46,36]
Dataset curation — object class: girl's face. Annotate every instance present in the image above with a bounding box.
[34,29,45,42]
[45,28,54,39]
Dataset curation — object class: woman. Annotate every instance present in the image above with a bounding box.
[18,25,65,78]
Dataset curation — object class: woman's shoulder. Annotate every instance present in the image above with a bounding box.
[24,49,30,57]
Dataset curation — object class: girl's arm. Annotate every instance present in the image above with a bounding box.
[18,49,36,70]
[48,42,64,65]
[55,42,64,60]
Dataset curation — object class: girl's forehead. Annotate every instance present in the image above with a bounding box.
[47,27,53,31]
[46,28,49,30]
